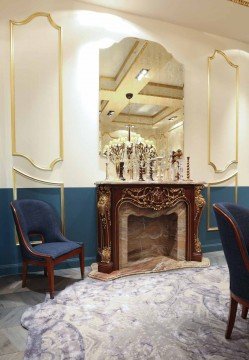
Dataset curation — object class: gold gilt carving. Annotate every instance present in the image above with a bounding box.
[10,13,63,171]
[97,186,111,263]
[122,187,186,211]
[208,49,239,173]
[229,0,249,7]
[194,185,206,253]
[99,246,111,264]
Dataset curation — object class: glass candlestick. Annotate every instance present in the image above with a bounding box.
[105,162,109,180]
[119,161,125,181]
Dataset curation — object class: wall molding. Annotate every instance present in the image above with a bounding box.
[10,12,63,171]
[208,49,239,173]
[207,172,238,231]
[12,168,65,235]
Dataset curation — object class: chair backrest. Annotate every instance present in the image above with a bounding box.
[213,202,249,300]
[10,199,61,259]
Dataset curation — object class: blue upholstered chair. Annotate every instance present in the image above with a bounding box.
[213,202,249,339]
[10,199,84,299]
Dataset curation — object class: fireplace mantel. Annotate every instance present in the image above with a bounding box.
[96,181,206,273]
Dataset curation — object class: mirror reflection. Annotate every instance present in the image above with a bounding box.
[99,37,184,181]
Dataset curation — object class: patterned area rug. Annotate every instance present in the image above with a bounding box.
[21,266,249,359]
[88,256,210,281]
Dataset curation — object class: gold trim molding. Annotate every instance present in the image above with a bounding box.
[12,168,65,241]
[207,172,238,231]
[229,0,249,7]
[208,50,239,173]
[10,12,63,171]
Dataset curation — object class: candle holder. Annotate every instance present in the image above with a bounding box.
[187,156,191,180]
[119,161,125,181]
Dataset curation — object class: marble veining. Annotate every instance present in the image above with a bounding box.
[119,202,186,268]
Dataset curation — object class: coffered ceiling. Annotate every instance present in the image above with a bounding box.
[99,38,184,130]
[82,0,249,44]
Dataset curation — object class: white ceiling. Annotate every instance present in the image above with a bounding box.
[81,0,249,44]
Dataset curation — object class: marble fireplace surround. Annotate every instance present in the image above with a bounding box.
[96,181,206,274]
[119,202,186,268]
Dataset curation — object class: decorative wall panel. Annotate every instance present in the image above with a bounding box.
[207,172,238,231]
[10,13,63,170]
[208,50,239,173]
[13,168,65,244]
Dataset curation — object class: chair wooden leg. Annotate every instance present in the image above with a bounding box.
[22,261,28,288]
[225,296,238,339]
[242,306,248,319]
[44,267,47,277]
[79,247,84,279]
[47,261,55,299]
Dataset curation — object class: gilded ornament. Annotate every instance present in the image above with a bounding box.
[194,185,206,221]
[229,0,249,6]
[97,186,111,225]
[194,185,206,253]
[99,246,111,263]
[97,186,111,263]
[194,235,202,253]
[122,187,186,211]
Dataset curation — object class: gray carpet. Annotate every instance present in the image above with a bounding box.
[21,266,249,359]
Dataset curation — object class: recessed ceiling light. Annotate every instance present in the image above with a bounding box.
[168,116,177,121]
[107,110,115,116]
[136,68,149,81]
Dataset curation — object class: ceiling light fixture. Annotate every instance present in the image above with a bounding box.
[136,68,149,81]
[107,110,115,116]
[168,116,177,121]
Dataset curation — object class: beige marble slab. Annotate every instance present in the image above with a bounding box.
[95,180,205,185]
[88,256,210,281]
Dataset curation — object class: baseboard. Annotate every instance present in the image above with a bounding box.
[0,256,97,277]
[202,243,223,253]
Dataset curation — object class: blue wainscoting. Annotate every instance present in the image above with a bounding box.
[0,186,248,276]
[0,187,97,276]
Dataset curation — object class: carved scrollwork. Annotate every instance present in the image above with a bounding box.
[194,235,202,253]
[97,186,111,227]
[194,185,206,253]
[121,187,186,211]
[97,186,111,263]
[99,246,111,264]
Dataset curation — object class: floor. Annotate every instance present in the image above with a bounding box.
[0,252,226,359]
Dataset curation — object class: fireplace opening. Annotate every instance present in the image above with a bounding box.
[119,202,186,268]
[128,213,178,262]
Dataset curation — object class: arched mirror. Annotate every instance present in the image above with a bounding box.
[99,37,184,181]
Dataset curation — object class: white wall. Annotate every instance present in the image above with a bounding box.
[0,0,249,188]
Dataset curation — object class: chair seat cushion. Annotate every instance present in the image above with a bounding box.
[33,241,81,259]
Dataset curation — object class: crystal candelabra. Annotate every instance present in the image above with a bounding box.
[102,131,188,182]
[103,134,157,181]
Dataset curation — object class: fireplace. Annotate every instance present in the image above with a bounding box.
[119,202,186,268]
[96,182,205,273]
